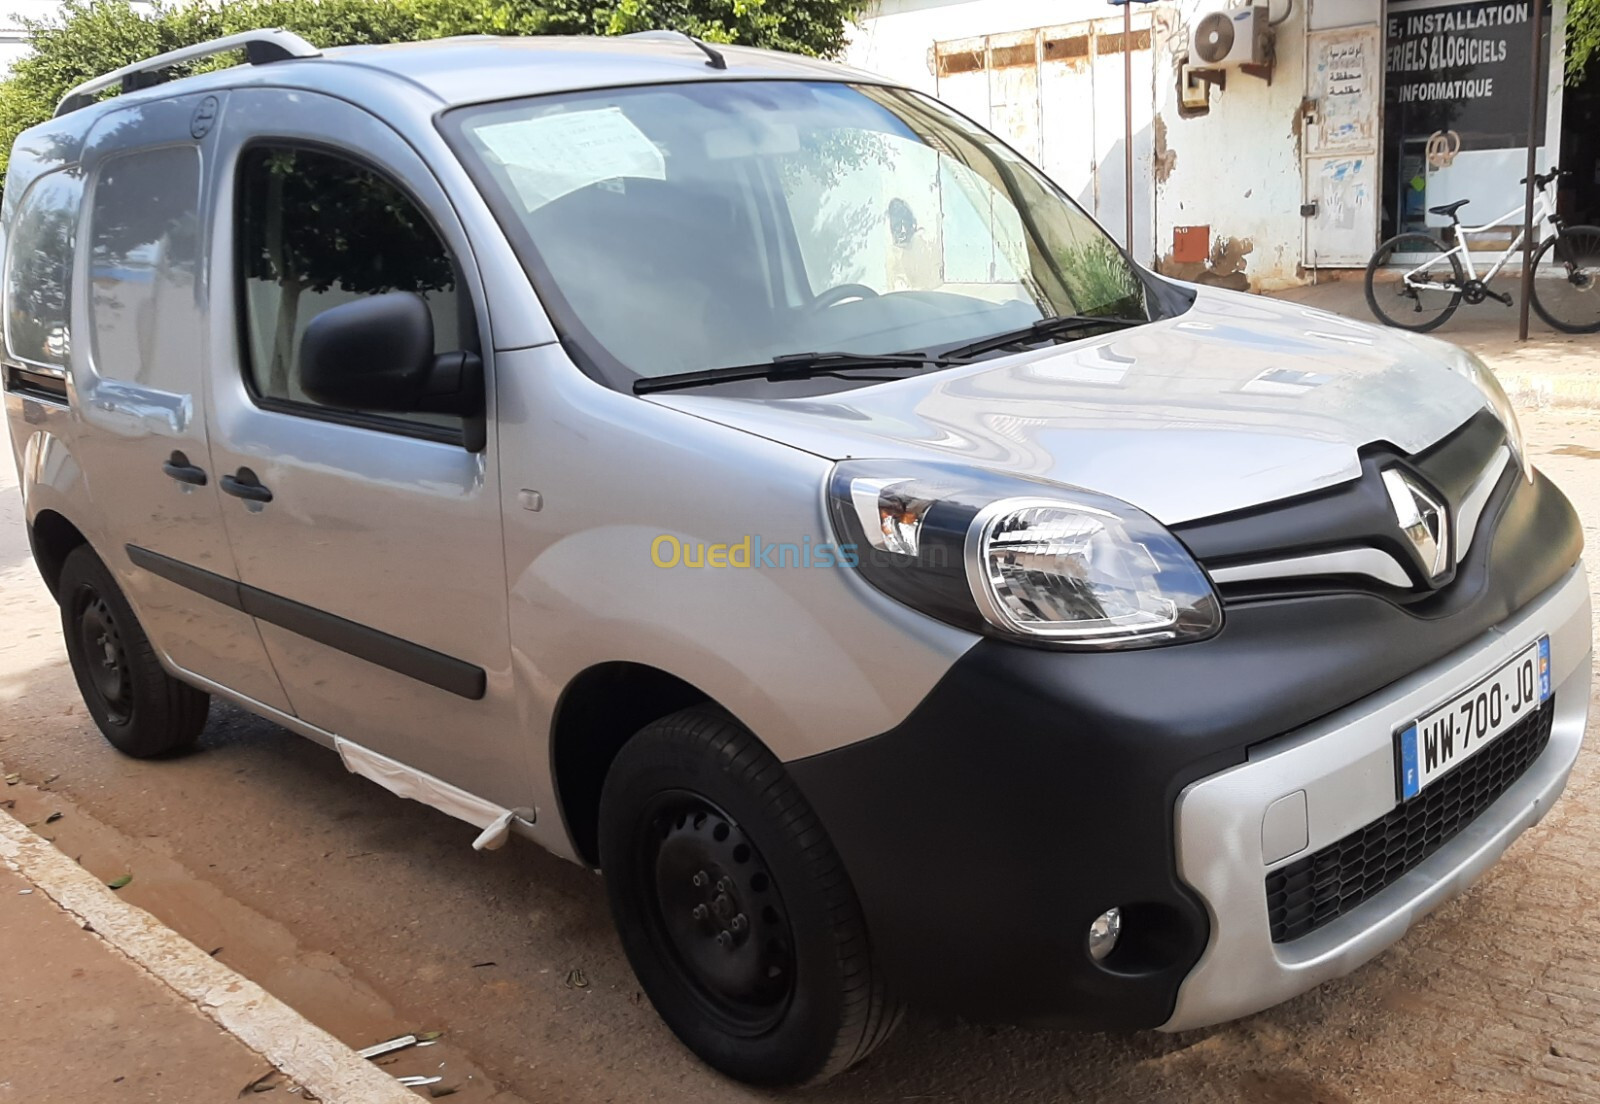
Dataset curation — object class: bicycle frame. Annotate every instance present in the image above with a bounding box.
[1402,184,1559,292]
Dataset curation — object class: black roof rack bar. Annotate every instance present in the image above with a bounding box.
[624,29,727,70]
[55,28,321,117]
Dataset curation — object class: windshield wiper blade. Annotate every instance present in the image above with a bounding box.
[940,314,1144,363]
[633,351,953,395]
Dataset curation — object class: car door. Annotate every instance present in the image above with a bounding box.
[202,89,521,807]
[69,92,292,713]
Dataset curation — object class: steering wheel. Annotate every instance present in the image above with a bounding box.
[808,284,880,312]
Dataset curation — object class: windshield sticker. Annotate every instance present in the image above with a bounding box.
[474,107,666,211]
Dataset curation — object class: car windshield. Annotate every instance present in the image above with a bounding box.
[447,80,1159,388]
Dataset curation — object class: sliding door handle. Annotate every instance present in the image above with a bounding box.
[220,467,273,503]
[161,451,207,486]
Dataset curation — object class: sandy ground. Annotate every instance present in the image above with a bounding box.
[3,312,1600,1101]
[0,862,270,1102]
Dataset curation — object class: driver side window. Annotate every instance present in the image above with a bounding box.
[236,145,467,434]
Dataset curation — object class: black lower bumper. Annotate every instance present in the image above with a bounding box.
[787,466,1581,1029]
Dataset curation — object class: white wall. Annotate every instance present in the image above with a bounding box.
[0,0,62,76]
[1149,0,1311,288]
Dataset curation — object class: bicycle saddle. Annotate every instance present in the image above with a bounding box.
[1427,198,1470,218]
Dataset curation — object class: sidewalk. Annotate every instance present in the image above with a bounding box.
[0,862,269,1101]
[0,810,419,1104]
[1264,276,1600,409]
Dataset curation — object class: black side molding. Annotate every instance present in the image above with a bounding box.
[125,545,487,700]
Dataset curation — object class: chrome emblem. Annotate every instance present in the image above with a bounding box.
[1382,469,1449,579]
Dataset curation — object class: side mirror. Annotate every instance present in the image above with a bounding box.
[298,292,485,445]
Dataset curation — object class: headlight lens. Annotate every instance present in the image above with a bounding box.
[827,461,1222,650]
[1458,351,1531,481]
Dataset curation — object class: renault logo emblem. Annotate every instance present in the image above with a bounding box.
[1381,469,1449,580]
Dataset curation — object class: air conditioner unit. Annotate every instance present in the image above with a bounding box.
[1188,5,1271,67]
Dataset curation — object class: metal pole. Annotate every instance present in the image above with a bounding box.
[1124,2,1135,253]
[1517,0,1544,342]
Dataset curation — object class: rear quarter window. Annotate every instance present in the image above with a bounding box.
[4,168,83,372]
[87,145,203,383]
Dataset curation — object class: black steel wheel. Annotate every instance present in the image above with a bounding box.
[1530,225,1600,334]
[74,589,132,725]
[58,545,209,757]
[643,793,796,1035]
[1365,232,1464,332]
[598,706,899,1086]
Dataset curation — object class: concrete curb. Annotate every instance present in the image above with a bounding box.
[0,809,418,1104]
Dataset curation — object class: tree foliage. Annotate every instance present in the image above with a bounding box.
[0,0,866,180]
[1571,0,1599,84]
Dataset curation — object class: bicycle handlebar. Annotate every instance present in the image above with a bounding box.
[1520,166,1569,188]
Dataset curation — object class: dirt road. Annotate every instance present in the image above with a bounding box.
[4,406,1600,1103]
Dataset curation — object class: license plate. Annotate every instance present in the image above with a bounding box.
[1397,637,1551,800]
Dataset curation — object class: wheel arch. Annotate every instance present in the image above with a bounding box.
[550,661,715,867]
[28,508,90,599]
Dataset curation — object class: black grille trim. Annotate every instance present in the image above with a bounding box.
[1266,697,1555,943]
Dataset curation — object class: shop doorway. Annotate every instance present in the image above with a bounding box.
[1558,54,1599,225]
[1380,0,1554,250]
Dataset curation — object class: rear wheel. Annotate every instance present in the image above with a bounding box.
[1530,225,1600,334]
[1365,232,1464,332]
[598,706,899,1086]
[59,545,209,757]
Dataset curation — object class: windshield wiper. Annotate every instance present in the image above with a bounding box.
[633,351,953,395]
[939,314,1145,363]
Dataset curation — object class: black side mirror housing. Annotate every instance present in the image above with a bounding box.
[298,291,485,449]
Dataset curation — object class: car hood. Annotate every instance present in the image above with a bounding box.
[643,285,1493,525]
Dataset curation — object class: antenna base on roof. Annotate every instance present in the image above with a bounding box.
[624,30,728,70]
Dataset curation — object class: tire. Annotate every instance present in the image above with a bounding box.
[1530,225,1600,334]
[598,706,899,1086]
[1365,232,1464,332]
[58,545,209,757]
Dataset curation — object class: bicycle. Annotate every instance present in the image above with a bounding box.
[1364,167,1600,334]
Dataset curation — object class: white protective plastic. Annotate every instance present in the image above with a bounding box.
[334,738,515,851]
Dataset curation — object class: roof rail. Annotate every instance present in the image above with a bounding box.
[55,28,321,117]
[623,29,727,70]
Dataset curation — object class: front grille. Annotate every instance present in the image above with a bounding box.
[1265,698,1554,943]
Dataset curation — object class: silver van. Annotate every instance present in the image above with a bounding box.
[2,29,1590,1087]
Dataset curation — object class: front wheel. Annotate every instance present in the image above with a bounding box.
[58,545,209,757]
[1366,233,1465,332]
[598,706,899,1086]
[1530,225,1600,334]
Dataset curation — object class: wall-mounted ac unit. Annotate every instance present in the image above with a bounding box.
[1188,5,1271,67]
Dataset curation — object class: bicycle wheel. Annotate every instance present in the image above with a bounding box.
[1530,225,1600,334]
[1365,233,1464,332]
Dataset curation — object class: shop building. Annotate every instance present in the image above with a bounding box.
[845,0,1582,289]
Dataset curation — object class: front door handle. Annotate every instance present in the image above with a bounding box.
[220,467,273,503]
[161,450,208,486]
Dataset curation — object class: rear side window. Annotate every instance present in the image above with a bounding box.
[88,146,203,382]
[235,146,465,433]
[4,168,83,371]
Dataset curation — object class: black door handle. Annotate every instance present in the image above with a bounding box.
[220,467,273,503]
[162,450,207,486]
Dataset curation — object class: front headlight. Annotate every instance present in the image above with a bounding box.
[1458,350,1531,482]
[827,461,1222,650]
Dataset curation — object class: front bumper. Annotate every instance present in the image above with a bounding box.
[788,468,1587,1030]
[1163,562,1591,1031]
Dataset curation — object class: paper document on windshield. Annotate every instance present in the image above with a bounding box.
[474,107,666,211]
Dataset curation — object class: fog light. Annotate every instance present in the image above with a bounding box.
[1088,907,1122,962]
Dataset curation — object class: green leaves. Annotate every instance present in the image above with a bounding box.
[1571,0,1599,85]
[0,0,868,182]
[106,873,132,890]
